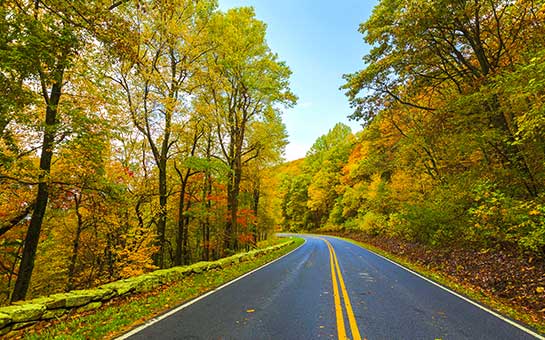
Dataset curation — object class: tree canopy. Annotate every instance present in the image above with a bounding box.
[0,0,294,303]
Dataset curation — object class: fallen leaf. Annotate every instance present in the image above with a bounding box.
[246,309,255,313]
[536,287,544,294]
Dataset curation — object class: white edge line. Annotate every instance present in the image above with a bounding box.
[330,235,545,340]
[115,237,307,340]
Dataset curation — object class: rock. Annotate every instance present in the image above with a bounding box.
[231,254,243,263]
[76,301,102,313]
[0,325,11,336]
[77,288,114,301]
[42,308,68,320]
[150,269,172,283]
[35,294,68,309]
[44,293,70,309]
[101,279,140,296]
[189,262,209,274]
[0,304,45,323]
[170,266,192,279]
[59,290,99,308]
[134,275,161,293]
[217,258,233,268]
[97,288,117,301]
[11,321,36,330]
[206,262,221,271]
[0,312,11,329]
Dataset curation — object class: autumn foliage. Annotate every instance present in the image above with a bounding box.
[277,0,545,255]
[0,1,291,303]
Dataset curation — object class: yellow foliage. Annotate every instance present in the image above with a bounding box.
[366,173,382,200]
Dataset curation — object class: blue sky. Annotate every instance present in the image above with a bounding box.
[218,0,378,160]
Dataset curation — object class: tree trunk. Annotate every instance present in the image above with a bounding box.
[11,67,63,302]
[183,199,191,264]
[252,181,260,246]
[202,136,213,261]
[487,94,539,197]
[156,160,167,268]
[66,192,84,291]
[175,173,187,266]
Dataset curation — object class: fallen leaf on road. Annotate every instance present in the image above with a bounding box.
[246,309,255,313]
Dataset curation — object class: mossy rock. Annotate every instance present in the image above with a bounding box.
[12,320,36,331]
[231,254,244,263]
[0,312,11,329]
[189,262,209,274]
[101,279,140,296]
[134,275,161,293]
[0,324,11,336]
[13,293,67,309]
[46,289,108,309]
[149,269,173,282]
[63,293,93,308]
[159,268,181,281]
[240,251,258,261]
[97,288,117,301]
[42,308,68,320]
[76,301,102,313]
[40,294,69,309]
[206,262,221,271]
[247,250,259,257]
[217,258,233,268]
[0,304,45,323]
[75,288,114,302]
[169,266,193,279]
[12,296,52,307]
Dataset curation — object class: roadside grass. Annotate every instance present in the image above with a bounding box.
[331,234,545,336]
[16,237,304,340]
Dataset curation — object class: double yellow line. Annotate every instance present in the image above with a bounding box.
[321,238,362,340]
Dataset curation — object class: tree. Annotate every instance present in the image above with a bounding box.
[243,106,288,243]
[331,0,545,249]
[343,0,545,197]
[199,7,295,251]
[305,123,353,228]
[112,0,217,267]
[2,0,127,302]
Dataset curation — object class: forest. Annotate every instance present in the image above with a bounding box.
[2,0,545,317]
[0,0,294,304]
[279,0,545,259]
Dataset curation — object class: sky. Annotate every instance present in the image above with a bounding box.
[218,0,377,161]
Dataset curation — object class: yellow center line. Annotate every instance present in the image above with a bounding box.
[320,237,362,340]
[327,238,347,339]
[330,242,362,340]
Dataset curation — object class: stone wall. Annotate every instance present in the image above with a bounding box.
[0,240,294,336]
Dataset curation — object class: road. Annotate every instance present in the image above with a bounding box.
[121,235,543,340]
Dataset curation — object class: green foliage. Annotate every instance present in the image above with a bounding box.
[469,182,545,253]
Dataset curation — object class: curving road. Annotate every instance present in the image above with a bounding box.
[120,235,543,340]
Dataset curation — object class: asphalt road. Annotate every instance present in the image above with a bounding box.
[121,235,543,340]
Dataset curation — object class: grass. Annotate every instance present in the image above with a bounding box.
[17,237,304,340]
[330,234,545,336]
